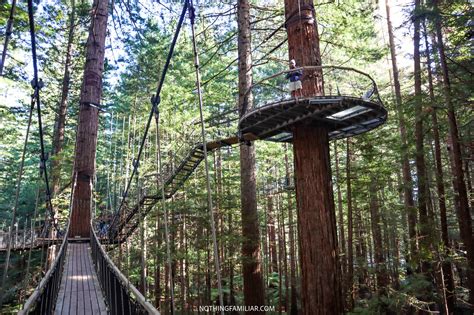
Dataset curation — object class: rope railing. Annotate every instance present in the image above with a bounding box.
[18,218,70,315]
[90,226,160,315]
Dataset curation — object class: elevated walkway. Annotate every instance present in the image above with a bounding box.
[111,133,257,242]
[55,243,107,315]
[20,225,160,314]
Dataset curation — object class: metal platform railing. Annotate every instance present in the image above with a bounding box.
[91,226,160,314]
[244,65,383,113]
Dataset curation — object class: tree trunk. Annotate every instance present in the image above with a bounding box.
[335,141,347,302]
[346,139,354,309]
[69,0,108,237]
[432,0,474,306]
[284,0,342,313]
[0,0,16,75]
[369,182,389,296]
[385,0,418,265]
[424,22,455,312]
[293,126,342,314]
[267,196,278,273]
[413,0,433,275]
[52,0,76,196]
[237,0,265,311]
[284,144,298,315]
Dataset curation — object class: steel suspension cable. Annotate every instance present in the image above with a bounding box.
[111,0,190,233]
[189,2,224,312]
[0,96,35,307]
[0,0,17,75]
[27,0,57,230]
[154,111,175,312]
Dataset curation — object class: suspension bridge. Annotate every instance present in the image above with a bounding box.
[0,0,387,313]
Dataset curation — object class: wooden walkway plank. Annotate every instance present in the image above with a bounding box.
[54,243,107,315]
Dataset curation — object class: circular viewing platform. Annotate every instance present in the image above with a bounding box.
[238,66,388,142]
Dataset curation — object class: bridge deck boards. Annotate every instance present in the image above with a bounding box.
[55,243,107,314]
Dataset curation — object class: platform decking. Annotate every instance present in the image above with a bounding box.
[55,243,107,315]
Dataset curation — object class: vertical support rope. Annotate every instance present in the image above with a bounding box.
[27,0,57,229]
[189,2,224,312]
[154,111,175,312]
[0,96,35,306]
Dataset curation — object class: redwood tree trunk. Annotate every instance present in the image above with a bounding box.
[293,126,342,314]
[267,196,278,273]
[0,0,16,76]
[385,0,418,265]
[52,0,76,196]
[346,139,354,309]
[369,182,389,295]
[284,144,298,315]
[424,23,455,312]
[335,141,347,306]
[69,0,108,237]
[413,0,433,274]
[432,0,474,305]
[284,1,342,312]
[237,0,265,310]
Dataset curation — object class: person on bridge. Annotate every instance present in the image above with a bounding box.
[286,59,303,99]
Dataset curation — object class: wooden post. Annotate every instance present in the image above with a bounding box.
[284,0,342,313]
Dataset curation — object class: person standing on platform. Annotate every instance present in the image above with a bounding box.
[286,59,303,99]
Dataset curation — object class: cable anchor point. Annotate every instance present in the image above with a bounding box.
[30,78,44,90]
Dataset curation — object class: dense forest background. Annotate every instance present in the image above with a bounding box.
[0,0,473,313]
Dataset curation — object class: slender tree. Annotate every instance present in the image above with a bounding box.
[0,0,16,75]
[237,0,265,310]
[431,0,474,306]
[51,0,76,196]
[413,0,433,273]
[423,22,455,312]
[385,0,418,263]
[346,139,354,309]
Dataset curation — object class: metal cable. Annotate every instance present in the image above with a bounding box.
[189,2,224,312]
[110,0,190,233]
[0,96,35,306]
[27,0,57,230]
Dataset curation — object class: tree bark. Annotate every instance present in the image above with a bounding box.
[267,196,278,274]
[0,0,16,76]
[346,139,354,309]
[369,182,389,296]
[385,0,418,265]
[284,144,298,315]
[293,126,342,314]
[52,0,76,197]
[284,0,342,313]
[69,0,108,237]
[334,141,347,303]
[432,0,474,306]
[423,22,455,312]
[413,0,433,274]
[237,0,265,310]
